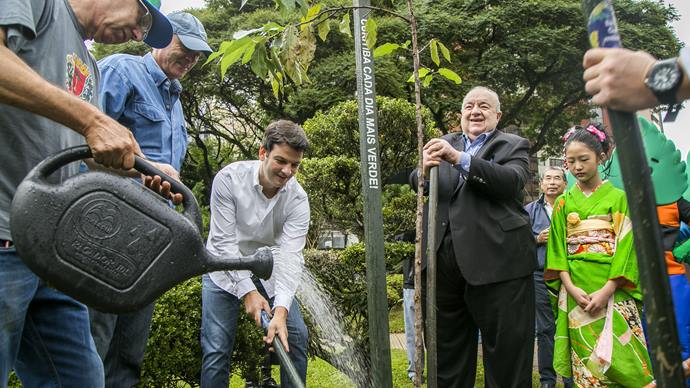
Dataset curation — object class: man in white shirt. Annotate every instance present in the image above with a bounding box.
[200,120,310,388]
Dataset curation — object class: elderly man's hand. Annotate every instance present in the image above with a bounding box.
[422,139,460,176]
[82,113,141,170]
[143,162,183,205]
[536,228,549,244]
[583,48,658,111]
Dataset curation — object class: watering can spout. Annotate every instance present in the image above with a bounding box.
[249,247,274,279]
[207,247,273,280]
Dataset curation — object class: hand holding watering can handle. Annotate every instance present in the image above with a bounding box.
[26,145,203,233]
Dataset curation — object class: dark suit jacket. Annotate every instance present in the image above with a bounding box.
[410,130,537,285]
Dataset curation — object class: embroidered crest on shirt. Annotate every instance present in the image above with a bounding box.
[65,54,94,102]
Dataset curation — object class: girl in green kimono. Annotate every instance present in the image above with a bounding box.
[545,124,654,387]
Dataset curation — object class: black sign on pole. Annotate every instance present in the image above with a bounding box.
[352,1,393,387]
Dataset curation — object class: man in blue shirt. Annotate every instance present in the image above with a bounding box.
[524,167,571,388]
[89,11,212,387]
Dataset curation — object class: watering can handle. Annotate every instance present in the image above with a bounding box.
[27,145,203,233]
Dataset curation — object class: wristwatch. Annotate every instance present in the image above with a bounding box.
[644,57,683,105]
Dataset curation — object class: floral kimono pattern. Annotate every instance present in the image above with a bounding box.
[545,181,654,387]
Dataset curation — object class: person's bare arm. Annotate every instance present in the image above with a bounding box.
[0,27,139,170]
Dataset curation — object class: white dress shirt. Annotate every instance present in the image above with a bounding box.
[207,160,310,310]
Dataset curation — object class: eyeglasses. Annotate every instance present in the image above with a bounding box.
[137,0,153,40]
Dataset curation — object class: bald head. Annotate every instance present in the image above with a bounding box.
[463,86,501,113]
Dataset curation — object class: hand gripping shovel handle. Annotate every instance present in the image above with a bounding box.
[27,145,203,233]
[260,311,306,388]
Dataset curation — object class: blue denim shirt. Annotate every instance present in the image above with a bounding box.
[524,194,551,270]
[98,53,187,171]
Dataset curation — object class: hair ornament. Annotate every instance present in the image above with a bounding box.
[562,128,576,142]
[585,124,606,142]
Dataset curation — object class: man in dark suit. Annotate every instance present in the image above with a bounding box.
[410,86,536,387]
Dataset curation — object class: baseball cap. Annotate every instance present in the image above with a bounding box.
[141,0,173,49]
[167,11,213,55]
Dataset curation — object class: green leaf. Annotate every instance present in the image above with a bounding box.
[271,77,280,98]
[241,41,256,64]
[295,0,308,16]
[401,40,411,49]
[422,74,433,88]
[438,67,462,84]
[304,4,322,25]
[219,38,252,77]
[407,67,430,82]
[430,39,440,66]
[278,0,295,18]
[204,41,230,65]
[339,13,351,37]
[233,28,261,40]
[365,18,377,49]
[373,42,399,58]
[438,41,451,63]
[249,44,269,79]
[263,21,284,32]
[204,50,222,65]
[278,25,315,85]
[317,19,330,41]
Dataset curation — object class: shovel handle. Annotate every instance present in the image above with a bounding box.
[27,145,203,233]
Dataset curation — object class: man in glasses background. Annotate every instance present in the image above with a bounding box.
[0,0,172,386]
[89,11,212,387]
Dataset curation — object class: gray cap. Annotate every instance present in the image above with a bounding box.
[167,12,213,55]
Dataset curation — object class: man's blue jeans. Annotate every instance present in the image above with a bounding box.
[402,288,424,380]
[0,246,104,387]
[89,303,155,388]
[200,275,308,388]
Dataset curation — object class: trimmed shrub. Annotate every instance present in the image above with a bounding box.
[140,277,264,387]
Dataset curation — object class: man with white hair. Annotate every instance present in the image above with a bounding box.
[525,166,572,388]
[411,86,536,387]
[89,11,213,387]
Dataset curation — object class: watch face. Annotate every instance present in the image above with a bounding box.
[651,63,681,91]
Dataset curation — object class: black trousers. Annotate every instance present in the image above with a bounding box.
[424,230,535,388]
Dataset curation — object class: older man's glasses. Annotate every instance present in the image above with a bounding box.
[137,0,153,40]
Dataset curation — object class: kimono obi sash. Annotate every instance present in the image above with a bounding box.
[566,213,616,256]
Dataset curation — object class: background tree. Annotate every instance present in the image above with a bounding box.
[299,96,439,243]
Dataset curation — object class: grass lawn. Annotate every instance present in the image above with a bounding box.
[389,303,405,333]
[228,349,552,387]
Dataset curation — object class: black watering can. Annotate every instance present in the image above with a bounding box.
[10,145,273,313]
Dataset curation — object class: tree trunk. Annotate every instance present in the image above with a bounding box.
[405,1,427,386]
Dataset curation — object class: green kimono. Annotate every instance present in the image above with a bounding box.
[545,181,654,387]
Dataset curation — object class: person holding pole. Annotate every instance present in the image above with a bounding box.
[582,47,690,112]
[200,120,310,388]
[410,86,536,387]
[524,167,572,388]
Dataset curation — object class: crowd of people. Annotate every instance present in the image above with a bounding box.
[1,0,690,387]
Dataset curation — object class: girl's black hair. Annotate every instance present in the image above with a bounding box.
[563,123,611,157]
